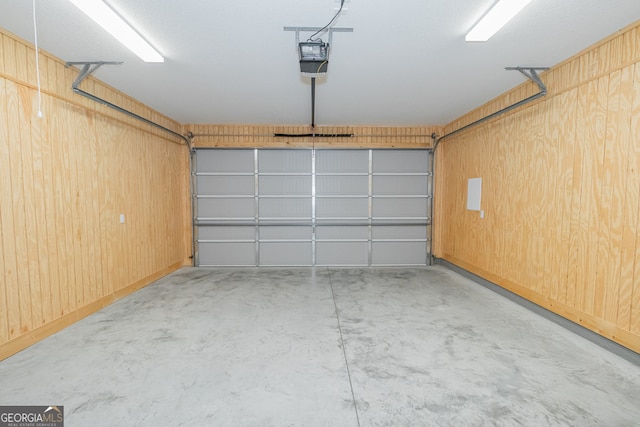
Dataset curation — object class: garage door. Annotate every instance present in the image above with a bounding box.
[193,148,432,266]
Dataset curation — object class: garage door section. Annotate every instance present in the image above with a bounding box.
[371,150,431,265]
[194,148,432,266]
[194,149,256,266]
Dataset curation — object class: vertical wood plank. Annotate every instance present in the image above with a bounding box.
[41,94,62,321]
[578,53,591,85]
[618,62,640,335]
[87,113,103,301]
[80,112,94,306]
[513,108,528,288]
[115,124,128,291]
[82,112,99,304]
[96,119,118,295]
[15,42,28,85]
[543,95,561,301]
[51,97,70,317]
[27,84,51,326]
[604,66,633,324]
[17,85,44,328]
[3,35,17,79]
[632,194,640,335]
[573,82,594,311]
[619,63,640,331]
[0,36,5,75]
[608,35,624,71]
[586,76,610,317]
[0,78,16,341]
[526,103,544,296]
[70,107,86,308]
[0,201,7,343]
[59,103,76,313]
[557,89,578,306]
[622,28,638,65]
[6,80,33,334]
[598,70,624,323]
[597,42,611,76]
[44,56,57,94]
[26,41,37,88]
[565,85,585,307]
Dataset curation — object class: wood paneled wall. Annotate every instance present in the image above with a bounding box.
[187,124,440,149]
[0,29,191,360]
[435,22,640,353]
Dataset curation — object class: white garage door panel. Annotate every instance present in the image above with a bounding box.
[199,242,255,266]
[259,198,311,219]
[372,225,427,239]
[260,226,312,240]
[194,148,432,266]
[372,198,428,218]
[316,242,369,266]
[373,175,429,195]
[197,175,254,195]
[373,150,429,172]
[372,242,428,265]
[316,225,368,240]
[198,225,255,240]
[259,150,311,173]
[260,242,312,266]
[316,150,369,173]
[198,198,254,218]
[316,198,368,219]
[316,175,368,195]
[197,149,254,172]
[259,175,311,195]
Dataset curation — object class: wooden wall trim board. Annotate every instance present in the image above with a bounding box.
[0,30,191,360]
[442,255,640,354]
[0,261,184,361]
[435,20,640,355]
[186,124,440,149]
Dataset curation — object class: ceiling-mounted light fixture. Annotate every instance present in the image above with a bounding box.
[466,0,534,42]
[68,0,163,62]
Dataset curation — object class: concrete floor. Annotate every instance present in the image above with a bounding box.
[1,266,640,426]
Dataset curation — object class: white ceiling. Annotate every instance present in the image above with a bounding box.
[1,1,640,127]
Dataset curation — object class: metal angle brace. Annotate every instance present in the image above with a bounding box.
[64,60,192,150]
[504,66,549,92]
[65,61,123,89]
[283,26,353,47]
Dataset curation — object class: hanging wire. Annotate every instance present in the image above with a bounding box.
[32,0,43,118]
[308,0,345,41]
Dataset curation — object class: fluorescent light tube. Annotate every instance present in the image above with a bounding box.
[69,0,163,62]
[466,0,534,42]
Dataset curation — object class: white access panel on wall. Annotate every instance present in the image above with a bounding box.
[193,148,432,266]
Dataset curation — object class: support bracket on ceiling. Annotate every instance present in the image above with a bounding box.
[504,66,549,92]
[283,26,353,47]
[66,61,123,89]
[64,60,192,149]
